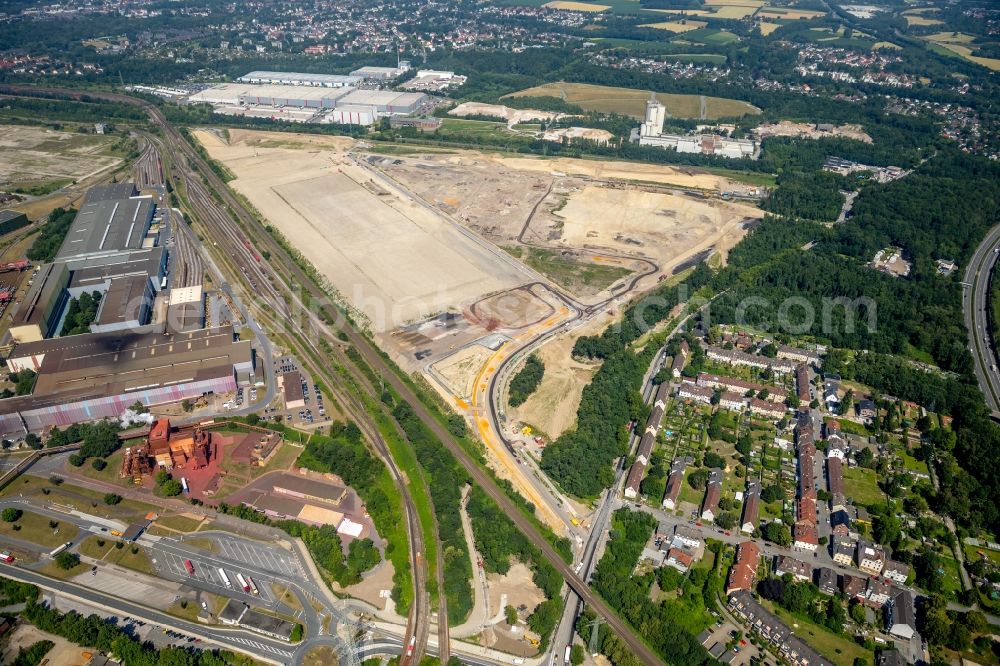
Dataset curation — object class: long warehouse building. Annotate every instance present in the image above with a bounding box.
[0,326,253,435]
[237,71,361,87]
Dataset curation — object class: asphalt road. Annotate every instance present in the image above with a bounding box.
[962,224,1000,413]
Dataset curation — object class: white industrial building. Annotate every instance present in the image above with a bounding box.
[401,70,467,92]
[189,82,427,126]
[237,71,361,87]
[350,62,411,80]
[633,95,756,159]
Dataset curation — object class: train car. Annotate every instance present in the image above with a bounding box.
[246,576,259,595]
[184,559,195,575]
[181,477,189,494]
[236,572,250,592]
[218,568,232,589]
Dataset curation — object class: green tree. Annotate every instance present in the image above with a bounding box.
[570,644,585,666]
[104,493,122,505]
[54,551,79,570]
[505,605,518,626]
[762,522,791,547]
[2,508,21,522]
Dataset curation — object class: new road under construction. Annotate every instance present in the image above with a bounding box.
[0,83,663,666]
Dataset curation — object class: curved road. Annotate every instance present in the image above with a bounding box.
[962,224,1000,414]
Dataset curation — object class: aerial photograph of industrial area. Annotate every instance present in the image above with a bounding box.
[0,1,999,666]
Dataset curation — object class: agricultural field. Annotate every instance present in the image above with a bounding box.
[677,28,740,45]
[505,82,760,120]
[0,125,123,194]
[640,20,707,33]
[756,6,826,20]
[543,0,609,10]
[923,32,1000,71]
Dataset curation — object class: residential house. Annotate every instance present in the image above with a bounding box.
[741,481,760,534]
[842,573,867,599]
[882,559,910,585]
[673,526,702,551]
[727,591,834,666]
[750,397,786,419]
[777,345,822,366]
[678,381,713,405]
[719,391,745,412]
[857,399,877,419]
[887,590,916,640]
[795,364,811,403]
[793,520,819,551]
[827,456,845,500]
[824,375,841,410]
[701,469,724,522]
[705,346,797,374]
[830,508,854,537]
[696,373,788,400]
[832,536,856,566]
[858,541,885,575]
[662,458,688,510]
[671,340,690,378]
[726,541,761,595]
[775,555,812,582]
[816,567,838,595]
[865,578,892,607]
[623,461,644,500]
[877,650,907,666]
[665,546,696,573]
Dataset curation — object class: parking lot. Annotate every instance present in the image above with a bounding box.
[270,355,330,426]
[213,536,306,580]
[147,537,311,611]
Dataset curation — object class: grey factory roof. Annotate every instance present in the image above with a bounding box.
[68,247,166,288]
[83,182,138,203]
[55,197,154,261]
[0,210,28,225]
[94,274,151,327]
[238,71,361,86]
[8,325,249,401]
[337,89,426,108]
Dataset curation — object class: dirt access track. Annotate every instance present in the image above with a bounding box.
[195,129,534,333]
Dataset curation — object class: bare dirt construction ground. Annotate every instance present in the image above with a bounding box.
[0,125,122,191]
[449,102,560,125]
[0,623,83,666]
[553,186,762,269]
[509,312,610,438]
[374,151,754,302]
[195,130,533,333]
[332,558,396,609]
[433,343,496,398]
[487,562,545,619]
[754,121,872,143]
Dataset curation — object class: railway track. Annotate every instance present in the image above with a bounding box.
[0,84,664,666]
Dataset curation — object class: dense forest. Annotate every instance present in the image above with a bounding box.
[390,401,475,625]
[26,207,76,263]
[508,354,545,407]
[20,594,255,666]
[60,291,102,336]
[590,509,714,666]
[466,486,564,647]
[296,421,411,611]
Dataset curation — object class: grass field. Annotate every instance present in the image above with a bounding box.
[154,515,204,533]
[924,33,1000,71]
[505,246,633,293]
[707,5,758,19]
[678,28,740,45]
[505,82,759,119]
[0,511,68,548]
[905,15,942,26]
[842,467,883,507]
[765,600,872,666]
[640,20,707,33]
[76,535,156,574]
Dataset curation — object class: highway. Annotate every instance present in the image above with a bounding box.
[962,223,1000,414]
